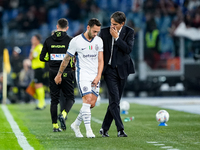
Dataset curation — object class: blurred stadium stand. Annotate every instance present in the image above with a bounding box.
[1,0,200,98]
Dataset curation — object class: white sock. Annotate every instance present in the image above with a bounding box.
[74,110,83,126]
[81,103,91,131]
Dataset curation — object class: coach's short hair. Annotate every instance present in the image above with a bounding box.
[111,11,126,24]
[88,18,101,28]
[57,18,68,29]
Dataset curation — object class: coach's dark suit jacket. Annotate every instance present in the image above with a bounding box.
[99,26,135,79]
[99,25,135,132]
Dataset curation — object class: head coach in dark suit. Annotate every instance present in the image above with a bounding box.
[99,11,135,137]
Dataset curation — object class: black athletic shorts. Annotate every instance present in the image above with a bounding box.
[34,68,45,83]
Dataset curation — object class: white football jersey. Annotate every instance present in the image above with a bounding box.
[67,33,103,81]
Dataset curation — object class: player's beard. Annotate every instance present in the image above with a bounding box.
[88,29,94,39]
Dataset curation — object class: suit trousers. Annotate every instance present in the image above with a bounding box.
[102,65,127,131]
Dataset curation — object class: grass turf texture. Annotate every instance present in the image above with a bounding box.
[0,103,200,150]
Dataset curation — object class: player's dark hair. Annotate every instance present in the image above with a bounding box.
[88,18,101,28]
[57,18,68,29]
[111,11,126,24]
[34,34,42,42]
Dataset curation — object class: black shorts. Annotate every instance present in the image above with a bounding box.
[34,68,45,83]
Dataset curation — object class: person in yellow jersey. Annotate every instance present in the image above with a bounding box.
[29,34,46,110]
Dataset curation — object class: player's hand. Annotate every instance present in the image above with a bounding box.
[110,26,118,39]
[92,76,100,88]
[54,74,62,85]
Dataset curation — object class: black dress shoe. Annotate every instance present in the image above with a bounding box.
[117,130,128,137]
[99,128,109,137]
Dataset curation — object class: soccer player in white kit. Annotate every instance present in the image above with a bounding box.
[54,18,104,138]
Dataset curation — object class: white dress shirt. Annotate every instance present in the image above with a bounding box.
[108,27,122,65]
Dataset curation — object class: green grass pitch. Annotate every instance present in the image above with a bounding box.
[0,102,200,150]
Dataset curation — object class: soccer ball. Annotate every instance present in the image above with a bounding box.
[156,110,169,123]
[120,101,130,111]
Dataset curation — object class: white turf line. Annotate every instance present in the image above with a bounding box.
[91,117,102,124]
[1,105,34,150]
[147,142,179,150]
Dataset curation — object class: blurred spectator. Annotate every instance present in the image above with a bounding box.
[79,0,94,20]
[44,0,59,10]
[126,19,139,66]
[87,3,108,26]
[108,0,120,12]
[9,0,19,9]
[18,59,34,103]
[169,7,184,56]
[19,0,45,8]
[120,0,133,13]
[192,12,200,28]
[36,6,47,26]
[8,12,24,31]
[67,0,81,20]
[145,18,160,69]
[184,12,193,28]
[157,0,178,18]
[143,0,157,15]
[10,46,25,102]
[155,7,174,57]
[131,0,143,12]
[10,46,24,88]
[127,19,137,32]
[29,5,37,16]
[187,0,200,11]
[22,8,39,30]
[57,0,69,19]
[127,1,145,32]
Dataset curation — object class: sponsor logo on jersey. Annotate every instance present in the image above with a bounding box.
[50,54,65,60]
[51,45,65,48]
[95,44,99,51]
[56,32,61,37]
[81,48,86,50]
[83,54,97,58]
[63,73,67,77]
[83,86,88,92]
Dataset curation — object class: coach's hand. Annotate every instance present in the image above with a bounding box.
[110,26,118,39]
[54,74,62,85]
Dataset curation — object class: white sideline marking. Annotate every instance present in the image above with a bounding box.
[91,117,103,124]
[161,146,173,148]
[147,141,179,150]
[154,144,165,146]
[146,141,158,143]
[1,105,34,150]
